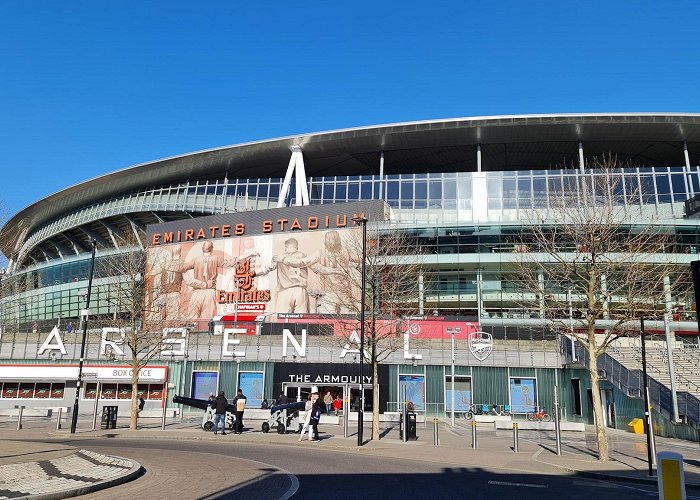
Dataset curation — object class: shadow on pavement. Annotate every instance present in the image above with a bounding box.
[199,467,662,500]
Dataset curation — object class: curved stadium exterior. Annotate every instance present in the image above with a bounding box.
[2,113,700,435]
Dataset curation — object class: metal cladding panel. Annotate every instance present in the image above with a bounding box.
[146,200,390,246]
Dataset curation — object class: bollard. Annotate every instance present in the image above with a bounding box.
[657,451,686,499]
[513,422,519,453]
[554,385,562,456]
[433,418,439,446]
[16,406,23,431]
[471,421,478,449]
[56,407,63,430]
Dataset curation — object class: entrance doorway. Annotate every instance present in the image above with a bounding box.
[282,383,374,414]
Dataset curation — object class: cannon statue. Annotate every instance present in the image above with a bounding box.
[173,395,236,432]
[262,401,306,434]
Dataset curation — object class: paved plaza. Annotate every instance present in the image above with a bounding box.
[1,413,700,498]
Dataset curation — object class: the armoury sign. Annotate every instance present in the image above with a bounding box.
[148,201,389,245]
[143,201,389,325]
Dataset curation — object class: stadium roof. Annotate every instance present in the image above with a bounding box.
[4,113,700,258]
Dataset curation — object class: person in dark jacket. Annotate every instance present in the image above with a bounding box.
[276,392,287,406]
[214,391,228,435]
[309,390,322,442]
[137,397,145,415]
[232,389,247,434]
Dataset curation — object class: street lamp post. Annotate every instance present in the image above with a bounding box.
[70,239,97,434]
[352,215,367,447]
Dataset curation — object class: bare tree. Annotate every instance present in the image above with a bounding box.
[285,223,424,441]
[95,237,177,430]
[514,158,689,460]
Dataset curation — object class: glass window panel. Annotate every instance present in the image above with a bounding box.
[518,178,532,208]
[639,176,655,204]
[415,181,427,199]
[2,382,18,398]
[148,384,164,400]
[348,182,359,200]
[35,383,51,399]
[51,383,65,399]
[359,180,373,200]
[656,174,671,203]
[670,173,686,201]
[429,181,442,200]
[19,382,35,398]
[101,383,117,399]
[335,182,347,201]
[503,179,517,209]
[624,175,640,205]
[401,181,414,199]
[386,180,400,200]
[117,384,132,400]
[533,177,547,207]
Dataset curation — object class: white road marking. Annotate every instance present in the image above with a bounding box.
[488,480,548,489]
[277,471,300,500]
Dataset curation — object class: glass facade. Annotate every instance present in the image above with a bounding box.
[2,165,700,328]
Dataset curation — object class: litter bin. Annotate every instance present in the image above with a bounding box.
[101,406,118,430]
[628,418,644,434]
[400,412,418,440]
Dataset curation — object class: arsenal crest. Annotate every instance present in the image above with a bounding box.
[468,331,493,361]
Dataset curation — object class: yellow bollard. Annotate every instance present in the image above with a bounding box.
[657,451,686,500]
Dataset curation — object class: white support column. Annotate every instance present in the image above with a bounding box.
[684,141,694,196]
[277,146,310,208]
[378,151,385,200]
[295,150,310,206]
[277,151,297,208]
[476,144,482,173]
[578,141,585,173]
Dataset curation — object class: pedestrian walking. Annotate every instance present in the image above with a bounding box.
[232,388,247,434]
[298,393,313,441]
[323,391,333,414]
[137,397,145,415]
[213,391,228,435]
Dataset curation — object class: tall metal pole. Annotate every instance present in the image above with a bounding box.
[553,385,561,455]
[354,216,367,447]
[663,313,680,422]
[451,332,455,427]
[71,239,97,434]
[640,318,654,476]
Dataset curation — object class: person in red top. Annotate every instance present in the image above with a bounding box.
[332,394,342,416]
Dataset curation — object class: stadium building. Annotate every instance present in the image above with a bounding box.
[1,113,700,437]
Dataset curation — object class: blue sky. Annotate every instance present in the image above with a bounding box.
[1,1,699,218]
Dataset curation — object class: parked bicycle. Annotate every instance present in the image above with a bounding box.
[526,408,551,422]
[464,403,511,419]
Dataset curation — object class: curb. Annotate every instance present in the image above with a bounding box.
[14,456,144,500]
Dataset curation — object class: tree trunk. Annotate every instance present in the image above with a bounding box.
[588,351,609,460]
[372,360,380,441]
[130,359,139,431]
